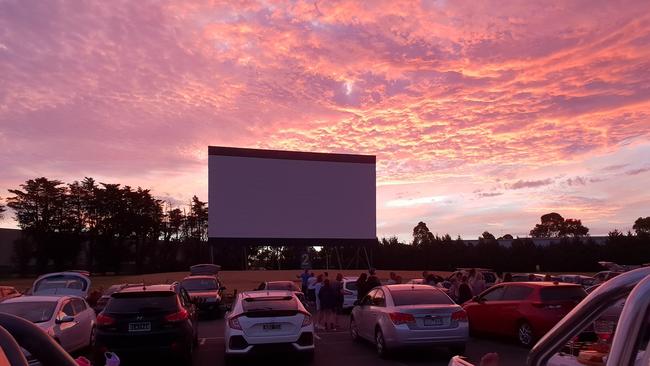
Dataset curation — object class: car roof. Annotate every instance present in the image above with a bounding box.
[241,290,294,299]
[1,295,66,303]
[500,282,581,287]
[116,284,175,294]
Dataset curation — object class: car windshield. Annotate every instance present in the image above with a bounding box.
[391,289,454,306]
[540,286,587,302]
[266,282,299,291]
[106,293,178,313]
[0,301,56,323]
[181,278,218,291]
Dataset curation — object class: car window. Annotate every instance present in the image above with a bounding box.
[502,286,534,301]
[540,286,587,302]
[0,301,56,323]
[106,292,178,313]
[391,289,454,306]
[179,288,191,307]
[345,281,358,291]
[181,278,218,291]
[481,286,506,301]
[60,301,75,317]
[372,289,386,307]
[71,299,87,313]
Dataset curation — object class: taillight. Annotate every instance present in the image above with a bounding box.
[228,315,242,330]
[451,310,468,322]
[301,312,312,327]
[165,308,189,322]
[388,312,415,325]
[96,313,115,327]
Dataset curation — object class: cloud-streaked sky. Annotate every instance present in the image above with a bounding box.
[1,0,649,240]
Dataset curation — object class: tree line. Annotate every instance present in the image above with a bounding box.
[1,177,649,274]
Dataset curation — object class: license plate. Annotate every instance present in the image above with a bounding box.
[128,322,151,332]
[424,317,443,326]
[262,323,281,331]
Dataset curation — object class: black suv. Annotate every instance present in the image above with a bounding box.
[93,284,198,365]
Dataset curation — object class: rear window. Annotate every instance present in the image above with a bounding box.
[391,289,453,306]
[106,292,178,313]
[34,275,87,292]
[242,296,299,312]
[345,282,358,291]
[266,282,299,291]
[181,278,218,291]
[540,286,587,302]
[0,301,56,323]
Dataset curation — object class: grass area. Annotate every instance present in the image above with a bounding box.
[0,269,448,295]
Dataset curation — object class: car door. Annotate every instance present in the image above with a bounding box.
[179,287,198,337]
[71,298,94,349]
[465,285,506,333]
[498,285,534,336]
[54,300,79,351]
[358,289,377,339]
[369,289,387,334]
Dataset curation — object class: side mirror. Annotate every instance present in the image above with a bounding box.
[56,315,74,324]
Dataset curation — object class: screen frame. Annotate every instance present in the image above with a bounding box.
[208,146,377,247]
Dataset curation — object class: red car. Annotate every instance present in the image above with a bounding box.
[462,282,586,347]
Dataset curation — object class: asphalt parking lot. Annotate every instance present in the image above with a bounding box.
[190,314,529,366]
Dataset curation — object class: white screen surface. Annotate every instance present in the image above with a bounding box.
[208,149,376,241]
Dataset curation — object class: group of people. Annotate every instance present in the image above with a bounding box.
[447,269,488,304]
[298,270,345,331]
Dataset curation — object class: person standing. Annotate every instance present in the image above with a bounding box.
[318,279,338,330]
[298,269,311,295]
[387,272,398,285]
[307,272,317,304]
[448,272,463,302]
[356,273,368,301]
[314,275,324,329]
[366,268,381,291]
[457,276,473,304]
[332,273,344,326]
[471,271,486,296]
[503,272,513,282]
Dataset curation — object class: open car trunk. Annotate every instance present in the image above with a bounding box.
[31,271,91,298]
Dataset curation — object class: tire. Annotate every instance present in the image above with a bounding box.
[517,321,535,347]
[449,344,466,355]
[88,326,96,349]
[350,317,360,342]
[375,328,389,359]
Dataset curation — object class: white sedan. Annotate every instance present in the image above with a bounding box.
[0,295,96,353]
[224,290,314,360]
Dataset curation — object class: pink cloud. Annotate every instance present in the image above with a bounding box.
[1,0,650,237]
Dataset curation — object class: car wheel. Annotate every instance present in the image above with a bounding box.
[350,317,360,342]
[375,328,389,358]
[517,321,534,347]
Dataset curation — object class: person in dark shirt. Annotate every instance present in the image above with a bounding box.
[356,273,368,301]
[365,268,381,292]
[457,276,473,304]
[318,279,338,330]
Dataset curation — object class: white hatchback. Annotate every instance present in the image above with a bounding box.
[224,290,314,360]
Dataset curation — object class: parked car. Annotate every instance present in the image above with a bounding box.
[224,290,314,361]
[30,271,91,298]
[342,276,359,310]
[593,270,622,284]
[558,274,596,288]
[256,281,306,303]
[462,282,587,347]
[0,286,21,302]
[351,284,468,358]
[0,295,96,355]
[181,275,224,316]
[93,284,198,365]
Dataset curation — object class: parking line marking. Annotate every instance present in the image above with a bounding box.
[200,338,206,346]
[313,334,321,340]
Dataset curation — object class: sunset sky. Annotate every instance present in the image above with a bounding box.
[1,0,649,240]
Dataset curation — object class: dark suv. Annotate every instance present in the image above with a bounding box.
[93,284,198,365]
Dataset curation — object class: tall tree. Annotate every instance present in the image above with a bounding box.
[530,212,589,238]
[412,221,434,247]
[562,218,589,237]
[481,231,496,241]
[633,217,650,236]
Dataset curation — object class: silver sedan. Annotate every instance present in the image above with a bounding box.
[350,284,469,358]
